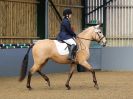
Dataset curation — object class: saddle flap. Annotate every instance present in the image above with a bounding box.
[54,40,69,55]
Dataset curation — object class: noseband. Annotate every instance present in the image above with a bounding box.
[96,32,105,43]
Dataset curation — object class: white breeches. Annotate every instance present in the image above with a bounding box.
[63,38,76,45]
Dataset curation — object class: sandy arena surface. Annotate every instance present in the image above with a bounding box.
[0,71,133,99]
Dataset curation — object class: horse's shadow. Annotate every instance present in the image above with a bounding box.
[32,84,98,91]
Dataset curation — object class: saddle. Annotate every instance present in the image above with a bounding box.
[54,40,78,61]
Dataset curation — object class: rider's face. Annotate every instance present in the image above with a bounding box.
[68,14,72,18]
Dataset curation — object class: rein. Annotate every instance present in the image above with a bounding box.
[76,34,105,49]
[77,36,94,41]
[77,36,105,43]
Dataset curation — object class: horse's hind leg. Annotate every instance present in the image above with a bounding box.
[27,64,40,90]
[79,61,99,89]
[37,71,50,87]
[27,71,32,90]
[65,63,76,90]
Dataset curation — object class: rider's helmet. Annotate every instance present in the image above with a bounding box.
[63,8,72,16]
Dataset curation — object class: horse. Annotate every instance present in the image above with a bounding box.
[19,24,107,90]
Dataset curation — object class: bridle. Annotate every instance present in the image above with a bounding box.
[76,27,106,50]
[96,32,105,43]
[76,32,105,50]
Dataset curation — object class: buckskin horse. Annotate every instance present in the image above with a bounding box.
[19,24,107,90]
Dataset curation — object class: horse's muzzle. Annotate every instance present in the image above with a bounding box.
[103,44,106,47]
[102,42,107,47]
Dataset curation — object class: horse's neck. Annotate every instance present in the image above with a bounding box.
[77,38,91,51]
[78,28,93,41]
[77,30,92,50]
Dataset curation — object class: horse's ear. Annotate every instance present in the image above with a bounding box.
[95,20,102,28]
[95,25,100,29]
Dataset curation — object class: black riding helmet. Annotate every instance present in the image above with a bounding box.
[63,8,72,16]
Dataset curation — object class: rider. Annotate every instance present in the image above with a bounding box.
[57,8,77,61]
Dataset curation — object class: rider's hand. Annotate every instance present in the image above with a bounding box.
[73,33,77,38]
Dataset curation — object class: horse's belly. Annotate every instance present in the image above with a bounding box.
[51,56,70,64]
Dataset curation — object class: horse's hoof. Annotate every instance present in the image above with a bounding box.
[94,84,99,90]
[66,85,71,90]
[45,79,50,87]
[67,86,71,90]
[47,81,50,87]
[27,86,32,90]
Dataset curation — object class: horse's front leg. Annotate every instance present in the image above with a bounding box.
[65,63,76,90]
[79,61,99,89]
[90,68,99,89]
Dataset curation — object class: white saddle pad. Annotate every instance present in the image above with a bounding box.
[54,40,69,55]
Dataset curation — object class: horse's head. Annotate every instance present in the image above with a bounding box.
[92,25,107,47]
[78,24,107,47]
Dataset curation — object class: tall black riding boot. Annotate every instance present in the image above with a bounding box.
[68,44,77,61]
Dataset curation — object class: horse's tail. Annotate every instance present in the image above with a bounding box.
[19,44,34,82]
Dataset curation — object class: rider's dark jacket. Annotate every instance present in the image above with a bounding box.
[57,17,76,41]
